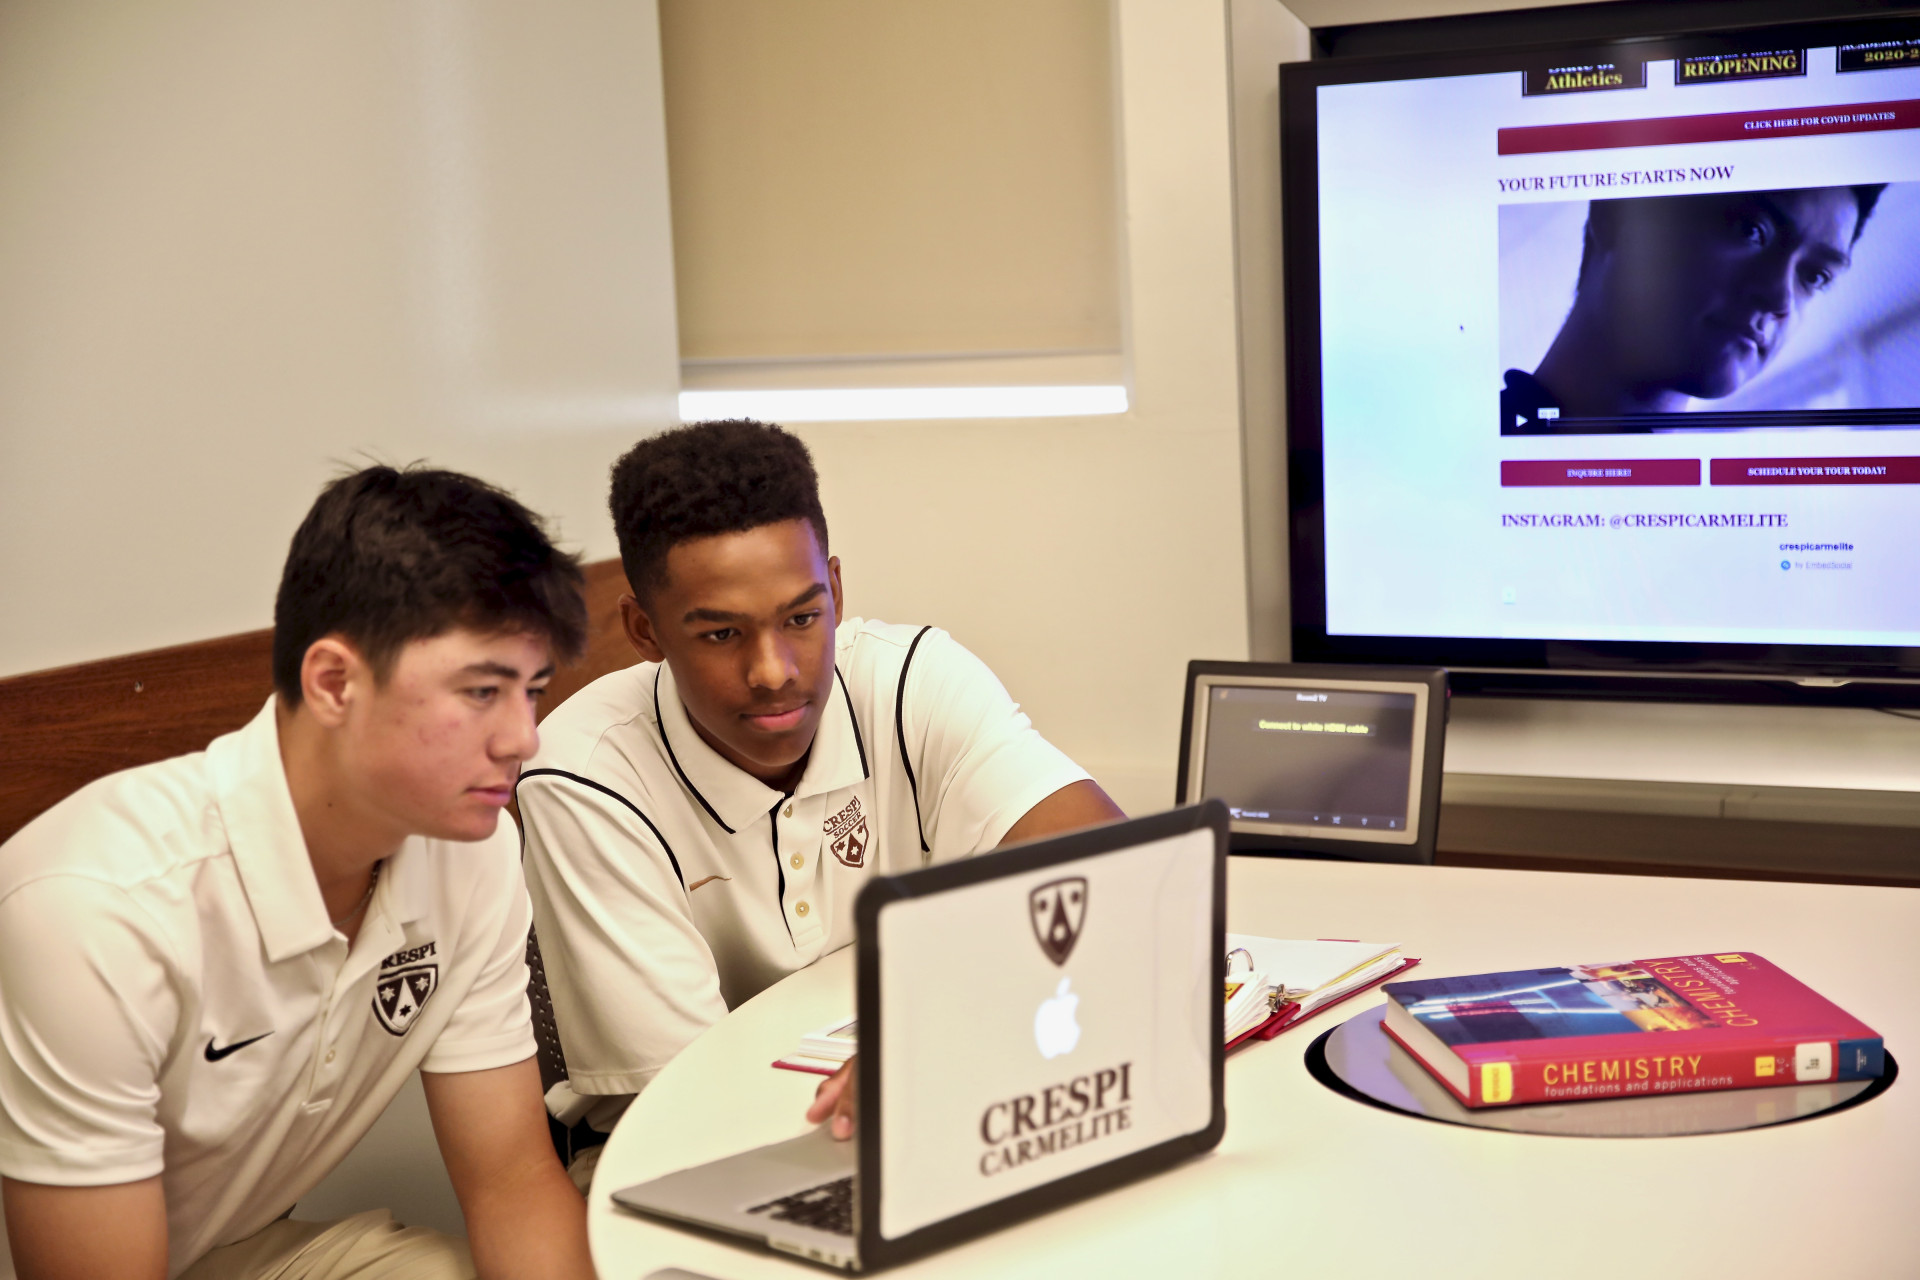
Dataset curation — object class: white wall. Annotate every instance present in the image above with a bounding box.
[0,0,680,679]
[0,0,681,1252]
[1229,0,1313,660]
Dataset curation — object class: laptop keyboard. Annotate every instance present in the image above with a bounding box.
[746,1176,854,1236]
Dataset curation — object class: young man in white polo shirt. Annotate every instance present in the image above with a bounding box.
[518,420,1124,1177]
[0,467,595,1279]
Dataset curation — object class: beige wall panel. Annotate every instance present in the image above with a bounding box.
[0,0,680,678]
[661,0,1122,360]
[787,0,1251,817]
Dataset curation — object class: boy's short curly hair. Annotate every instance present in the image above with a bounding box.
[609,419,829,601]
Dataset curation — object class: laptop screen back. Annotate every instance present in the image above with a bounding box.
[872,826,1215,1241]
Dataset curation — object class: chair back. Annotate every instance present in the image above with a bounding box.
[525,929,572,1095]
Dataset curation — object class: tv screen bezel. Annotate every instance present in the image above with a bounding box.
[1281,9,1920,698]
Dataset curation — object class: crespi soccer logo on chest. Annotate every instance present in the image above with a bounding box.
[374,940,439,1036]
[825,795,870,868]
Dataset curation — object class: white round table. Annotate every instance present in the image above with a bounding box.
[590,856,1920,1278]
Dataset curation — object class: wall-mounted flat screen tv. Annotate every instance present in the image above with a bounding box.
[1283,9,1920,698]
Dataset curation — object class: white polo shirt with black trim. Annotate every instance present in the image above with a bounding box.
[517,618,1091,1102]
[0,700,537,1279]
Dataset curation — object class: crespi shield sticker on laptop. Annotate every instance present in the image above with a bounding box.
[1029,877,1086,965]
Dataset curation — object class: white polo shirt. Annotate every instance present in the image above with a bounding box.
[518,618,1090,1100]
[0,700,536,1279]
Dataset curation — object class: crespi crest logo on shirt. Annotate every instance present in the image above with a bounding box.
[1029,878,1087,966]
[373,940,439,1037]
[825,796,870,868]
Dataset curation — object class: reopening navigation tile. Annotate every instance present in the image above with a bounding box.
[1502,459,1701,487]
[1710,457,1920,485]
[1497,97,1920,155]
[1676,49,1806,85]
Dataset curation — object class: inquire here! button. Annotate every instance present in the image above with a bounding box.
[1501,459,1701,486]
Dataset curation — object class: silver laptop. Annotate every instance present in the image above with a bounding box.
[612,802,1227,1271]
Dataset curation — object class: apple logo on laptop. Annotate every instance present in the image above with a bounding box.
[1034,977,1081,1059]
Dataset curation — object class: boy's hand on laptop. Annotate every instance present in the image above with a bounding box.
[807,1056,857,1140]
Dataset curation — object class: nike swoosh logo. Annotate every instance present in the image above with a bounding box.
[205,1032,273,1062]
[688,874,732,892]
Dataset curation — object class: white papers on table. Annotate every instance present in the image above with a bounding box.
[796,1016,858,1063]
[1226,934,1403,1017]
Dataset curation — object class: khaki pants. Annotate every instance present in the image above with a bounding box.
[180,1210,474,1280]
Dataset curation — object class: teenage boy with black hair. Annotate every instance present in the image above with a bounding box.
[0,467,595,1280]
[518,419,1124,1180]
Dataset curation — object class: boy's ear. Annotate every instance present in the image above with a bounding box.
[619,595,667,664]
[299,636,365,728]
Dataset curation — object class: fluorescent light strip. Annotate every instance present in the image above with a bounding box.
[678,385,1128,423]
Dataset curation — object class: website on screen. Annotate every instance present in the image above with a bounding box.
[1317,36,1920,645]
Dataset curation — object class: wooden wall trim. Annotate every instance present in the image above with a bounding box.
[0,630,276,846]
[0,558,634,846]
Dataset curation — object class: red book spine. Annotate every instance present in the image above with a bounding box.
[1386,1023,1849,1107]
[1494,1039,1842,1106]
